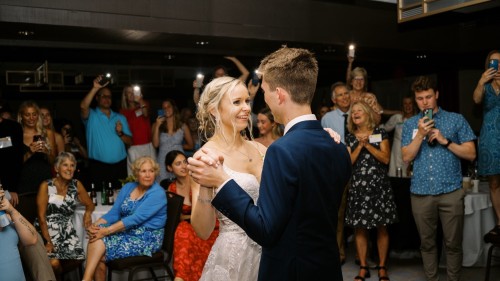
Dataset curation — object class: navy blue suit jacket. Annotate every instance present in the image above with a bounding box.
[212,120,351,281]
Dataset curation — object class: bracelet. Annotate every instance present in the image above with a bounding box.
[444,139,452,148]
[106,227,111,236]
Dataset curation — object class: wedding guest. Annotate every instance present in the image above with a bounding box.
[40,107,64,155]
[35,152,94,280]
[82,156,167,281]
[18,101,56,194]
[345,101,398,281]
[381,96,417,177]
[473,50,500,241]
[402,76,476,281]
[254,107,282,147]
[165,150,218,281]
[119,85,155,175]
[0,188,38,280]
[152,99,193,182]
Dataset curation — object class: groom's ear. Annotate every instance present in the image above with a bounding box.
[276,87,287,105]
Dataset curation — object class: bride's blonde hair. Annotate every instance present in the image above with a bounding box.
[196,76,252,144]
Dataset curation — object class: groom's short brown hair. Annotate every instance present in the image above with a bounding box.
[259,47,318,105]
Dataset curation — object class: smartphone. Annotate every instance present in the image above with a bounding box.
[195,73,204,88]
[251,71,260,86]
[423,109,433,122]
[99,73,112,86]
[489,59,499,71]
[33,135,43,142]
[157,109,165,117]
[133,85,141,101]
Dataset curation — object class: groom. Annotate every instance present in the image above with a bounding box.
[188,47,351,280]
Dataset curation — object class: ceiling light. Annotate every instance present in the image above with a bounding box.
[18,30,34,36]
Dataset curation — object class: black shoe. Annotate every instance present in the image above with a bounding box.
[340,259,346,266]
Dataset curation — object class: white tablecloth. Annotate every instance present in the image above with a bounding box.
[74,194,166,280]
[462,182,495,267]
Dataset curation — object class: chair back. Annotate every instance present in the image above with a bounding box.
[16,192,39,223]
[163,191,184,257]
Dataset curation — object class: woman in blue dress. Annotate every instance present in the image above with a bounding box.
[473,50,500,238]
[82,156,167,281]
[0,188,38,281]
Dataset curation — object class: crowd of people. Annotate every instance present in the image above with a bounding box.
[0,48,498,281]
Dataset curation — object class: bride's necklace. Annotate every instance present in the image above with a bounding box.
[220,146,253,162]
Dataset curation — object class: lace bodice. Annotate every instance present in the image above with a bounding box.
[215,165,259,234]
[200,165,261,281]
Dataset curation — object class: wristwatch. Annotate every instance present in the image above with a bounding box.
[443,139,452,148]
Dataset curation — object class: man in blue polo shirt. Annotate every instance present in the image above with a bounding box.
[81,76,132,190]
[402,76,476,281]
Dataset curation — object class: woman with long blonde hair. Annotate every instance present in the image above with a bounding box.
[17,100,56,193]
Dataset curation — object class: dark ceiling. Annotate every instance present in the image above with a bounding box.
[0,0,499,93]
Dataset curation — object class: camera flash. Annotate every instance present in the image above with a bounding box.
[133,85,140,91]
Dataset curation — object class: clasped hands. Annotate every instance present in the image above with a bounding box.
[86,224,105,243]
[187,148,229,189]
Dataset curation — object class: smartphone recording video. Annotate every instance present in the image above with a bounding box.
[251,70,260,86]
[99,73,112,86]
[489,59,499,71]
[157,109,165,118]
[33,135,43,142]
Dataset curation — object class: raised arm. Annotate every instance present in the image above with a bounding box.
[81,76,107,120]
[225,56,250,82]
[473,68,496,104]
[1,190,37,246]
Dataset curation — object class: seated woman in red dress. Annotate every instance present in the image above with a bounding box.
[164,150,219,281]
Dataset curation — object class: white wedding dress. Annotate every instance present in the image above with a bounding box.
[199,166,262,281]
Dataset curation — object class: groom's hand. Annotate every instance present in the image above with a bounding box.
[187,148,229,188]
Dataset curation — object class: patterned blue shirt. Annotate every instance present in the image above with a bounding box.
[402,107,476,195]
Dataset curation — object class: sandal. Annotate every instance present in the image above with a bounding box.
[375,265,390,281]
[354,266,371,281]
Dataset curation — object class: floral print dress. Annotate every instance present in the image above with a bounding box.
[35,178,85,260]
[101,197,164,261]
[344,128,398,229]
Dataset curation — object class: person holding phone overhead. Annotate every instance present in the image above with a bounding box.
[81,75,132,189]
[152,99,193,182]
[120,85,155,176]
[473,50,500,241]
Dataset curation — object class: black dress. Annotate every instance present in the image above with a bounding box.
[344,127,398,229]
[18,144,52,193]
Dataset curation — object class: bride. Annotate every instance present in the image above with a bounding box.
[190,76,265,281]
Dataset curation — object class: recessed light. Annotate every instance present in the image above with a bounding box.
[18,30,34,36]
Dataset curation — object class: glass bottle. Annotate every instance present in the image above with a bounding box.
[107,182,114,205]
[90,183,97,205]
